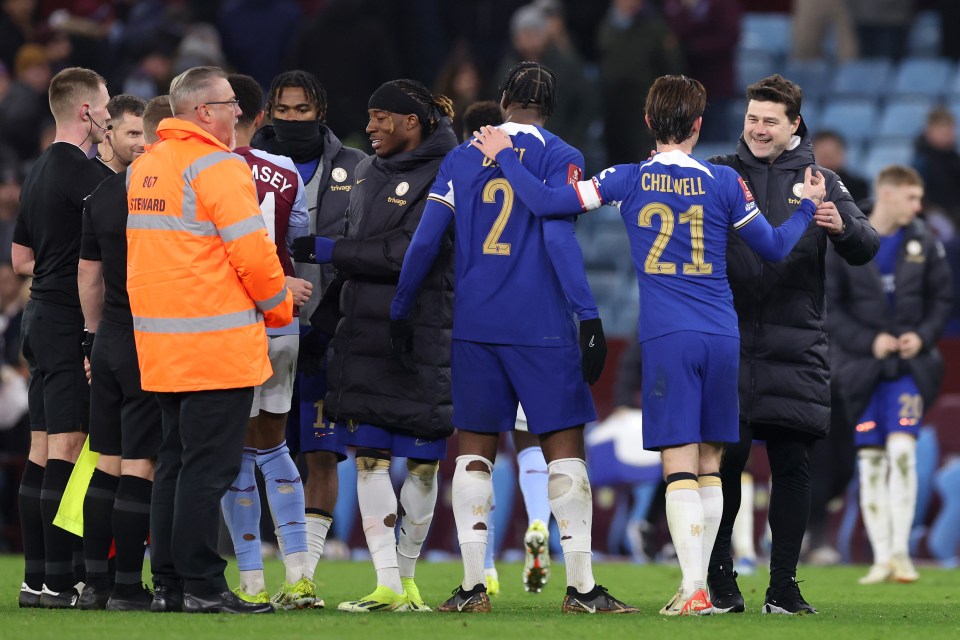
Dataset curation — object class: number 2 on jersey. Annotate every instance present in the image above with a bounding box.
[638,202,713,275]
[482,178,513,255]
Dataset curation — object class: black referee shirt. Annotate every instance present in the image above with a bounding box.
[80,171,132,326]
[91,156,117,182]
[13,142,109,307]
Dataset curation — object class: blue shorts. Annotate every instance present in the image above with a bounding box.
[640,331,740,451]
[338,423,447,460]
[286,370,346,460]
[855,375,923,448]
[451,339,596,435]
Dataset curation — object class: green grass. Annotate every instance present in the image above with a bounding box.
[1,556,958,640]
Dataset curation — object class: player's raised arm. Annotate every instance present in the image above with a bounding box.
[734,167,824,261]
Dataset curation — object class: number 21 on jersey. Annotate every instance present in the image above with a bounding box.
[638,202,712,275]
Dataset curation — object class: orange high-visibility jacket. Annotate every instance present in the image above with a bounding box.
[126,118,293,392]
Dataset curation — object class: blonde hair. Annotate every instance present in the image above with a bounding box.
[48,67,106,122]
[875,165,924,189]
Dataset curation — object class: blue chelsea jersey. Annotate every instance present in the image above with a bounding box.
[583,151,759,342]
[427,123,589,347]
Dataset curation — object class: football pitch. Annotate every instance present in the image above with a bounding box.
[1,556,958,640]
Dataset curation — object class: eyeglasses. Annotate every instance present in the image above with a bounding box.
[194,99,240,110]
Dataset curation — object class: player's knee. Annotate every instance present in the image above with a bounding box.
[455,454,492,477]
[406,458,439,488]
[547,472,573,500]
[356,448,391,475]
[547,457,589,500]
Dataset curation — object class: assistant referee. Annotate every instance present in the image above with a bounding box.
[12,67,112,609]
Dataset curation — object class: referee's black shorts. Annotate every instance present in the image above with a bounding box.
[89,319,162,459]
[20,299,88,434]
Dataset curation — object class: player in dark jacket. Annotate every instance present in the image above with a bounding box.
[294,79,457,612]
[251,71,366,583]
[827,166,952,586]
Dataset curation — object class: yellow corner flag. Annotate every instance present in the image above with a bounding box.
[53,436,99,536]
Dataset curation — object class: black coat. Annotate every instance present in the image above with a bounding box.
[252,123,367,309]
[827,219,953,428]
[711,123,879,438]
[313,119,458,439]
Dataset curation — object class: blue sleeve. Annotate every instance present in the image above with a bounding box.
[390,197,454,320]
[494,147,586,216]
[286,171,310,250]
[732,174,817,261]
[543,217,599,321]
[541,146,599,320]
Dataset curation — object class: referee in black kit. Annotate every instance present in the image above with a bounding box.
[75,96,172,611]
[11,67,111,609]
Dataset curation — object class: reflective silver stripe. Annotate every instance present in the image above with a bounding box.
[181,151,241,224]
[133,308,259,334]
[255,287,288,313]
[219,215,266,243]
[125,164,132,190]
[126,213,218,236]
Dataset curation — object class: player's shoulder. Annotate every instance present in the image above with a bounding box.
[241,147,296,172]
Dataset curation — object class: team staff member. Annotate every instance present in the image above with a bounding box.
[294,79,458,613]
[13,66,111,609]
[126,66,291,615]
[222,73,316,609]
[252,71,366,578]
[75,96,172,612]
[91,94,147,179]
[706,74,879,615]
[827,166,952,585]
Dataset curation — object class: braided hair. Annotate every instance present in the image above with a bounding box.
[266,70,328,122]
[387,79,455,135]
[498,61,557,117]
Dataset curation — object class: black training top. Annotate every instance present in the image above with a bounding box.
[13,142,109,307]
[80,171,132,326]
[90,156,117,181]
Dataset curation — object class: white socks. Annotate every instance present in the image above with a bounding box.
[732,472,756,562]
[303,513,332,581]
[859,448,892,565]
[699,475,723,577]
[239,569,265,595]
[547,458,595,594]
[887,435,918,558]
[356,456,402,593]
[397,460,439,579]
[452,455,493,590]
[665,476,705,597]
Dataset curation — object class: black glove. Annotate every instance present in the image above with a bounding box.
[390,318,417,374]
[579,317,606,385]
[297,328,329,376]
[82,331,95,360]
[292,235,318,263]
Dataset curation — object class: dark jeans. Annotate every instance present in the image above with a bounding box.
[711,421,816,587]
[150,387,253,595]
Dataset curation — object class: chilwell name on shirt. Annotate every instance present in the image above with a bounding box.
[641,173,705,196]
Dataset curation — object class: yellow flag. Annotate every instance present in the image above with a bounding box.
[53,437,99,536]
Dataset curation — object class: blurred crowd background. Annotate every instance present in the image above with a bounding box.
[2,0,960,570]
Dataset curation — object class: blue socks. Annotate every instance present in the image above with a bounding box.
[517,446,551,526]
[258,441,307,556]
[222,448,262,571]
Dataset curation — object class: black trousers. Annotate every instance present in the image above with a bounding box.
[150,387,252,595]
[710,421,816,587]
